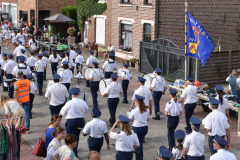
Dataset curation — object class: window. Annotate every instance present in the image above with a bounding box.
[122,0,132,4]
[121,23,132,48]
[143,23,151,42]
[145,0,152,5]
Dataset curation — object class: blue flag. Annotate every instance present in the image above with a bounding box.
[186,12,214,68]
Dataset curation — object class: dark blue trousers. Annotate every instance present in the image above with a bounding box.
[104,72,113,79]
[65,118,85,158]
[49,102,65,116]
[188,155,205,160]
[51,63,58,75]
[86,80,90,87]
[122,80,129,101]
[153,91,162,119]
[90,81,100,108]
[108,98,120,124]
[185,103,196,132]
[16,56,20,63]
[29,93,35,116]
[36,72,43,94]
[209,135,224,155]
[44,69,46,80]
[133,126,148,160]
[167,116,179,151]
[29,66,34,72]
[116,151,133,160]
[88,137,103,153]
[76,63,82,74]
[1,69,7,91]
[70,68,74,74]
[62,83,70,91]
[6,74,14,97]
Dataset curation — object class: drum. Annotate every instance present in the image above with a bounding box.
[99,79,111,95]
[117,68,123,77]
[85,68,93,79]
[57,68,64,74]
[46,80,54,90]
[143,73,156,88]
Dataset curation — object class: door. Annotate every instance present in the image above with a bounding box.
[96,17,105,45]
[84,21,88,43]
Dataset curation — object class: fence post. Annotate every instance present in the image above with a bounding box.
[228,51,231,75]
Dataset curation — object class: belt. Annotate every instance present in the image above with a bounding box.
[117,151,132,153]
[122,79,129,81]
[7,74,13,75]
[105,71,113,73]
[168,115,179,117]
[52,62,58,64]
[67,117,83,120]
[89,136,103,138]
[153,91,162,92]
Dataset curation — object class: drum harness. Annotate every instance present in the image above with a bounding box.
[18,63,27,69]
[108,82,120,94]
[122,69,131,79]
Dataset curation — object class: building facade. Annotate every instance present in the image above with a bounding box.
[0,0,17,27]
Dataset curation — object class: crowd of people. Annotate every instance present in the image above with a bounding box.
[0,18,238,160]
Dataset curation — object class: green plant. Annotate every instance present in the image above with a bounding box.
[130,57,138,63]
[215,62,223,76]
[214,37,221,52]
[61,6,78,23]
[67,26,76,33]
[77,0,107,32]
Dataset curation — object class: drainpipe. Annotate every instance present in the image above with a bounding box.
[156,0,160,38]
[36,0,38,28]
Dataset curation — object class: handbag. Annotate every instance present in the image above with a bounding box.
[31,128,47,157]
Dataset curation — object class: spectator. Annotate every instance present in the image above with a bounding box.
[88,151,101,160]
[7,20,13,27]
[75,32,81,49]
[48,23,56,35]
[103,43,115,61]
[19,18,25,29]
[28,22,34,35]
[226,69,238,96]
[24,20,29,28]
[31,16,35,26]
[1,16,4,22]
[2,21,7,31]
[35,28,41,40]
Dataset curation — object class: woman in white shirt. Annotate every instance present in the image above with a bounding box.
[28,35,39,53]
[10,30,17,50]
[165,88,183,151]
[45,127,66,160]
[3,26,11,49]
[128,94,149,160]
[0,95,26,127]
[49,48,62,75]
[171,130,185,160]
[60,61,73,91]
[61,51,74,74]
[15,29,27,45]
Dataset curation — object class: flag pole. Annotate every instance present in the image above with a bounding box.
[185,1,188,79]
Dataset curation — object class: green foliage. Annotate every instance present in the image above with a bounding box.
[77,0,107,32]
[61,6,78,23]
[215,62,223,76]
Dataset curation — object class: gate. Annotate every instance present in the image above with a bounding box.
[139,38,196,81]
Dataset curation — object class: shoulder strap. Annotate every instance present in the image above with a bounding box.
[41,128,48,139]
[72,99,85,117]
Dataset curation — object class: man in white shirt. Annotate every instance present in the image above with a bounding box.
[45,74,68,116]
[35,54,46,95]
[102,52,117,78]
[13,41,26,63]
[179,77,197,133]
[12,56,32,78]
[69,45,77,63]
[86,50,99,87]
[103,43,115,61]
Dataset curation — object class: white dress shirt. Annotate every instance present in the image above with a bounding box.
[60,69,73,83]
[108,45,115,52]
[70,50,77,60]
[86,55,99,67]
[209,149,237,160]
[120,69,132,80]
[202,109,230,136]
[61,57,74,68]
[75,55,85,64]
[214,95,229,114]
[129,107,150,127]
[172,145,184,160]
[13,45,26,57]
[151,76,167,91]
[183,131,205,156]
[42,57,49,65]
[12,64,32,76]
[30,81,37,94]
[35,60,46,72]
[3,60,17,74]
[60,98,88,119]
[89,69,104,81]
[132,86,152,106]
[0,60,8,69]
[49,54,61,63]
[110,131,139,152]
[102,59,117,72]
[82,118,107,138]
[104,82,122,98]
[45,83,69,106]
[180,85,197,104]
[165,99,183,116]
[26,56,37,67]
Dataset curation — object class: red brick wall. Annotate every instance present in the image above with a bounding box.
[88,17,96,43]
[159,0,240,51]
[0,0,16,6]
[17,0,36,25]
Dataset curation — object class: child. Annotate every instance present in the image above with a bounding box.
[42,51,49,80]
[171,130,185,160]
[27,74,37,119]
[75,50,85,74]
[20,49,28,64]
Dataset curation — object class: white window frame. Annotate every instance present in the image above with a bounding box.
[84,21,88,44]
[95,17,106,46]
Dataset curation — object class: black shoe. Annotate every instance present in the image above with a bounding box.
[122,100,128,104]
[152,117,160,120]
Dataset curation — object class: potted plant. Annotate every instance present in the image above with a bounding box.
[67,26,76,36]
[129,56,137,67]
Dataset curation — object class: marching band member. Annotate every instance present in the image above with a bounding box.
[0,52,8,91]
[88,61,104,108]
[183,117,205,160]
[179,77,197,133]
[26,51,37,72]
[13,40,25,63]
[12,56,32,78]
[35,54,46,95]
[102,73,122,126]
[15,29,27,46]
[28,35,39,53]
[75,50,85,74]
[45,74,69,116]
[3,53,16,98]
[83,107,110,153]
[20,49,28,64]
[171,130,185,160]
[128,95,150,160]
[60,61,73,91]
[86,50,99,87]
[69,45,77,63]
[119,63,132,104]
[59,88,89,158]
[61,51,74,74]
[49,48,61,75]
[109,115,140,160]
[202,98,231,155]
[42,51,49,80]
[165,88,183,150]
[209,134,237,160]
[149,68,167,120]
[157,146,174,160]
[102,52,117,78]
[27,74,37,119]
